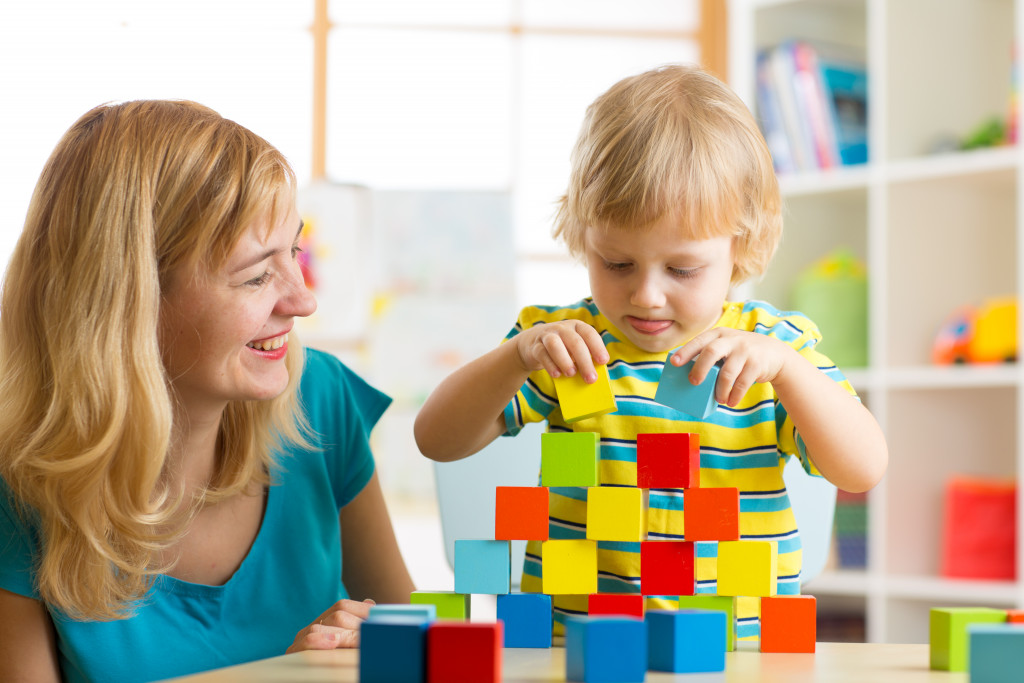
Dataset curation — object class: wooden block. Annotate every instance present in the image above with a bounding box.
[368,603,437,623]
[640,540,695,596]
[655,358,719,419]
[542,540,598,595]
[1007,609,1024,623]
[760,595,817,653]
[410,591,471,621]
[586,486,645,542]
[716,541,778,597]
[427,622,502,683]
[930,607,1008,671]
[684,487,739,541]
[495,486,549,541]
[553,363,617,423]
[360,616,429,683]
[565,616,647,683]
[636,433,699,489]
[677,595,737,652]
[454,540,511,595]
[496,593,553,648]
[969,623,1024,683]
[646,609,726,673]
[588,594,645,619]
[541,431,599,487]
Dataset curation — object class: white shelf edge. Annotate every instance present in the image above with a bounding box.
[882,364,1020,390]
[778,165,873,197]
[885,147,1020,184]
[804,569,872,596]
[883,575,1020,606]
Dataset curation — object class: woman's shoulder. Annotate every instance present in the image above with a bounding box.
[298,347,392,432]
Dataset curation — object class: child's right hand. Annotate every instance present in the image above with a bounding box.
[512,320,609,383]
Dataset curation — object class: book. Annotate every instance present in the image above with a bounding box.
[818,51,869,166]
[755,51,797,174]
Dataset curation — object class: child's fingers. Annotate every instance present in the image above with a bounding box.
[563,331,602,383]
[540,333,577,378]
[577,323,610,365]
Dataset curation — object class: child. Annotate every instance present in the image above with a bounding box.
[414,64,887,637]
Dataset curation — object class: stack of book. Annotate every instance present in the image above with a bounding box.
[756,40,868,174]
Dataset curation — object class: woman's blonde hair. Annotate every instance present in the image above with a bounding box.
[0,100,308,620]
[554,63,782,285]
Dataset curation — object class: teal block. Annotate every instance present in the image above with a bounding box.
[969,623,1024,683]
[454,540,511,595]
[367,603,436,623]
[647,609,726,673]
[655,359,719,419]
[360,617,428,683]
[541,431,599,487]
[566,617,646,683]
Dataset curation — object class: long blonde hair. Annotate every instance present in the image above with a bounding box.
[0,100,308,620]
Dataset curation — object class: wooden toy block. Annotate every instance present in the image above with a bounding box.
[427,621,502,683]
[586,486,645,542]
[496,592,553,648]
[677,595,737,652]
[588,593,645,619]
[565,616,647,683]
[640,540,695,596]
[553,363,617,423]
[717,541,778,597]
[646,608,726,673]
[969,623,1024,683]
[760,595,817,653]
[636,432,699,489]
[541,431,599,487]
[368,603,437,623]
[454,539,511,595]
[683,487,739,541]
[655,358,719,419]
[929,606,1007,671]
[1006,609,1024,623]
[360,616,429,683]
[410,591,471,621]
[495,486,549,541]
[542,539,598,595]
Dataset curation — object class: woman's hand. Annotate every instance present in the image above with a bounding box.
[286,598,376,652]
[513,320,609,383]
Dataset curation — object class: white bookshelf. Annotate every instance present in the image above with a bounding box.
[729,0,1024,643]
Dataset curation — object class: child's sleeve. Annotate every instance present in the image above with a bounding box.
[499,308,559,436]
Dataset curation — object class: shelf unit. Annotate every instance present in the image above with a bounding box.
[728,0,1024,643]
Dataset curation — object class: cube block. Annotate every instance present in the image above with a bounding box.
[495,486,549,541]
[647,609,726,673]
[588,593,646,619]
[360,617,428,683]
[542,540,598,595]
[565,617,647,683]
[454,540,510,595]
[760,595,817,653]
[586,487,645,542]
[427,622,502,683]
[541,432,599,487]
[553,363,617,423]
[410,591,471,621]
[496,593,553,648]
[636,433,700,489]
[640,541,695,596]
[655,358,719,419]
[717,541,778,597]
[683,487,739,542]
[930,607,1007,671]
[677,595,737,652]
[969,623,1024,683]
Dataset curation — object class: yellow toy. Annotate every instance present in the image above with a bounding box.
[552,364,617,423]
[716,541,778,597]
[541,540,598,595]
[586,487,646,542]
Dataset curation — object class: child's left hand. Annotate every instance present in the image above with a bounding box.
[669,328,798,407]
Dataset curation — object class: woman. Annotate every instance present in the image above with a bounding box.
[0,100,414,682]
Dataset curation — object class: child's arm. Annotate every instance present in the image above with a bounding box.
[671,328,888,493]
[415,320,608,462]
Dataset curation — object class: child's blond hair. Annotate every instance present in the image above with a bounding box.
[554,64,782,285]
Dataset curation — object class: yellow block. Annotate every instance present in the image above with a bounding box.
[716,541,778,597]
[586,487,646,542]
[553,364,617,423]
[542,539,598,594]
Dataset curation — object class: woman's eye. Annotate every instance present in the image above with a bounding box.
[291,244,304,259]
[245,272,272,288]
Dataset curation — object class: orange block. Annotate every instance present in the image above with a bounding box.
[684,487,739,542]
[760,595,816,653]
[495,486,549,541]
[1006,609,1024,623]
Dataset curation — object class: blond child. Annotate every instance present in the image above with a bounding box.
[415,64,887,638]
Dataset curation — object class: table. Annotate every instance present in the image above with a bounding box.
[166,642,970,682]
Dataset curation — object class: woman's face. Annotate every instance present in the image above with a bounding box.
[158,204,317,416]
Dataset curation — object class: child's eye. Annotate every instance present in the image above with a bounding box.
[245,272,272,288]
[669,266,700,279]
[604,261,631,272]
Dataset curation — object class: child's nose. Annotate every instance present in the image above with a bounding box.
[630,273,667,308]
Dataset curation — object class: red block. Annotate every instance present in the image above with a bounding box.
[427,622,503,683]
[495,486,549,541]
[684,487,739,542]
[941,476,1016,580]
[636,433,700,489]
[640,541,695,596]
[588,593,645,619]
[760,595,816,653]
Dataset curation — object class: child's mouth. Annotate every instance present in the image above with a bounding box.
[627,317,673,335]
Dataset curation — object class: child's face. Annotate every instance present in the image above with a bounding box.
[584,215,735,354]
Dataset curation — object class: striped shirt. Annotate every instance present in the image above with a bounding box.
[502,298,856,638]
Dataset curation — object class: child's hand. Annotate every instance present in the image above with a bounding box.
[669,328,797,407]
[513,320,609,383]
[286,598,376,652]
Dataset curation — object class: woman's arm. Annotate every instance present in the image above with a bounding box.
[0,587,61,683]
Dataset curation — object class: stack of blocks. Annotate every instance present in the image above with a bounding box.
[374,360,817,682]
[929,606,1024,680]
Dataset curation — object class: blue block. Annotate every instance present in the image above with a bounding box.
[359,617,428,683]
[969,623,1024,683]
[647,609,726,673]
[454,539,511,595]
[367,603,437,623]
[496,593,552,648]
[565,617,647,683]
[654,359,719,419]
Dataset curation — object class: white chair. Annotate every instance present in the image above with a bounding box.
[433,422,836,589]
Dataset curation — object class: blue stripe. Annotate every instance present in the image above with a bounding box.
[736,619,760,639]
[549,526,587,541]
[600,329,624,345]
[741,495,792,513]
[600,442,638,463]
[550,487,589,502]
[701,451,780,470]
[597,541,641,553]
[607,361,664,382]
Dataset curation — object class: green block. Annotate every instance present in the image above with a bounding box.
[541,431,599,487]
[410,590,471,620]
[677,595,737,651]
[930,607,1007,671]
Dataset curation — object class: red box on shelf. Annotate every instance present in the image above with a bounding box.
[941,476,1017,581]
